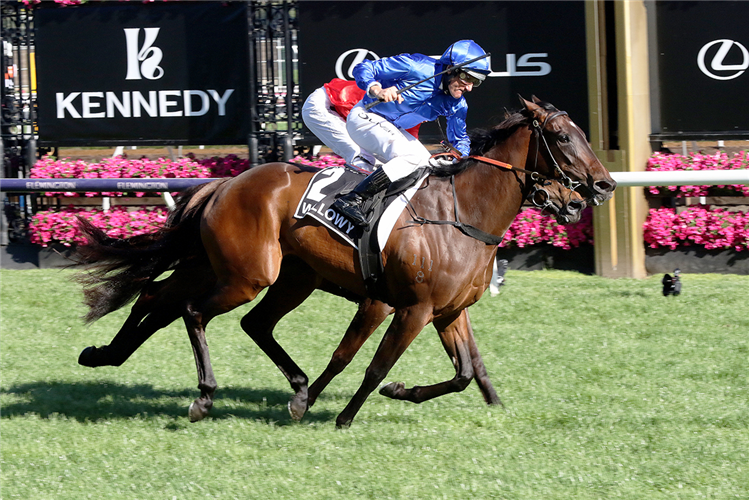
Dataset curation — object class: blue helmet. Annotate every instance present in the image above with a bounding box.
[439,40,490,83]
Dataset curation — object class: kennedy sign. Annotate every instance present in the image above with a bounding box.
[654,1,749,136]
[298,1,589,144]
[35,2,250,146]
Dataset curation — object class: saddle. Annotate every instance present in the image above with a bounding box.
[294,165,429,300]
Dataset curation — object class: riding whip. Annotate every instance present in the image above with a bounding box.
[364,52,491,110]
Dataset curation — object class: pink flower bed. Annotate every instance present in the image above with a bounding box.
[29,154,253,197]
[28,153,749,252]
[646,151,749,197]
[30,206,168,248]
[500,207,594,250]
[643,206,749,251]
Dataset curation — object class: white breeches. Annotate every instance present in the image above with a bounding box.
[301,87,376,171]
[345,104,430,182]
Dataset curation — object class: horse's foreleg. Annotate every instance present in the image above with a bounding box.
[239,257,321,421]
[307,298,393,409]
[335,306,430,428]
[379,309,475,404]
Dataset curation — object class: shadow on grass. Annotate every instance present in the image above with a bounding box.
[1,380,338,425]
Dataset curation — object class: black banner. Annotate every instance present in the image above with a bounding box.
[654,1,749,137]
[35,2,250,146]
[298,1,589,144]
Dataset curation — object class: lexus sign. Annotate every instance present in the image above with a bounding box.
[654,1,749,135]
[35,2,250,146]
[298,1,589,144]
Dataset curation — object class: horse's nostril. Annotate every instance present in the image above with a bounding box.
[595,180,616,192]
[568,201,584,213]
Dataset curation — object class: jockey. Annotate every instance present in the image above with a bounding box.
[331,40,490,228]
[302,80,380,172]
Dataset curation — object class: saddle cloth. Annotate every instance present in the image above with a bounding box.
[293,166,429,250]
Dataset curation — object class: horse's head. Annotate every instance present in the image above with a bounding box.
[520,96,616,206]
[527,179,587,224]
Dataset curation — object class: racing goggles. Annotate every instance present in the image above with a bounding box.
[457,69,486,87]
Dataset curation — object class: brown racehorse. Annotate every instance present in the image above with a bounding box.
[75,97,615,427]
[75,175,581,422]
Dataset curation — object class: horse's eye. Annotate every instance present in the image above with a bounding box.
[558,134,571,143]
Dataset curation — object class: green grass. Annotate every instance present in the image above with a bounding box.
[1,269,747,499]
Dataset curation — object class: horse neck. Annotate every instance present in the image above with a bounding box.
[454,127,534,236]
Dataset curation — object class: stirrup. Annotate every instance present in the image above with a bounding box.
[333,196,369,228]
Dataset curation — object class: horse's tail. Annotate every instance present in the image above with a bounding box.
[74,178,230,324]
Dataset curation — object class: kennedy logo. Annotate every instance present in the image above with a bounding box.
[697,39,748,81]
[125,27,164,80]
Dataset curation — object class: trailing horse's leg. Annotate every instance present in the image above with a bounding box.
[238,257,322,422]
[183,302,218,423]
[79,302,180,367]
[335,306,431,428]
[182,281,266,423]
[307,298,393,409]
[78,267,217,368]
[464,310,503,406]
[378,310,475,403]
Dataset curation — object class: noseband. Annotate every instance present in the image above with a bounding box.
[530,110,583,191]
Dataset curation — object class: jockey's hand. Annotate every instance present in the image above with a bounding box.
[370,84,404,104]
[428,156,457,168]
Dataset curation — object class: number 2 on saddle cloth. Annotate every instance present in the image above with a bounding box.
[323,78,422,139]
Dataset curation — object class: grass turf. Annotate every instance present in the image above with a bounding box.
[1,268,747,499]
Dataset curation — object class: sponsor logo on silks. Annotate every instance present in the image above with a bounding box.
[297,200,357,237]
[698,39,748,81]
[54,28,236,120]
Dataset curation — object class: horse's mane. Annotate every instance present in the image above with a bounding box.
[431,100,559,177]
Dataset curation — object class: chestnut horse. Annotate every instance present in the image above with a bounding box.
[76,98,615,427]
[77,177,586,421]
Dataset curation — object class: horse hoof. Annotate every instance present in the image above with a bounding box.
[288,395,307,422]
[379,381,405,399]
[188,401,206,422]
[78,346,97,367]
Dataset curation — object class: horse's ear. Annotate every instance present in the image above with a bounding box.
[531,95,542,104]
[519,95,542,114]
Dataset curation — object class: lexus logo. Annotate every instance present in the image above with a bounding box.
[697,39,748,81]
[124,27,165,80]
[335,48,379,80]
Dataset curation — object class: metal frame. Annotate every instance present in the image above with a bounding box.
[248,0,301,166]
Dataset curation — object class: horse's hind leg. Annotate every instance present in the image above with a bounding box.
[464,310,502,406]
[238,257,322,422]
[77,271,207,367]
[379,309,475,404]
[182,279,262,423]
[307,298,393,409]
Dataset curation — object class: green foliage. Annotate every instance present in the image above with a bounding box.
[1,269,747,499]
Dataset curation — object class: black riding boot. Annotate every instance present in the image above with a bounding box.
[332,168,390,228]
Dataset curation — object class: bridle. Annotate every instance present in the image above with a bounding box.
[436,109,580,190]
[413,110,584,245]
[433,109,582,212]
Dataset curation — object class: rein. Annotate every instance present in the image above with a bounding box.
[416,110,575,245]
